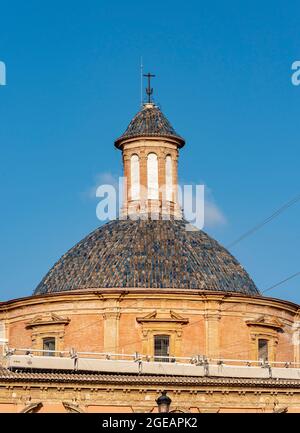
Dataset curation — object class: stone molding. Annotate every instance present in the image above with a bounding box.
[136,310,189,358]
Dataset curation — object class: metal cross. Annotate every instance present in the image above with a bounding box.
[143,72,155,103]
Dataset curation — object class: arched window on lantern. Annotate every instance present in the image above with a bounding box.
[130,154,140,200]
[147,153,159,199]
[165,155,173,201]
[0,321,5,346]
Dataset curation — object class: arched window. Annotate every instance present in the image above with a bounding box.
[0,322,5,343]
[147,153,159,199]
[165,155,173,201]
[130,154,140,200]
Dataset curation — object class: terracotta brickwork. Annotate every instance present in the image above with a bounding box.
[1,377,300,413]
[122,137,181,218]
[1,289,300,412]
[2,289,298,360]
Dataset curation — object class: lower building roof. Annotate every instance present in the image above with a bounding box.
[1,368,300,388]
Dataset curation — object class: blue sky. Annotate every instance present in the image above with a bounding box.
[0,1,299,302]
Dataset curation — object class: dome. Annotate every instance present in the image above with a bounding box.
[34,219,259,296]
[114,103,185,148]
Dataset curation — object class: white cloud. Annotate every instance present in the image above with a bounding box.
[180,182,227,229]
[204,195,227,228]
[82,172,121,200]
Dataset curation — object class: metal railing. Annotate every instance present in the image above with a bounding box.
[3,347,300,369]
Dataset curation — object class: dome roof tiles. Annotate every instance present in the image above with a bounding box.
[114,104,185,147]
[34,219,259,296]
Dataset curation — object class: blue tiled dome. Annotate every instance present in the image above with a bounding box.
[34,219,259,296]
[114,103,185,148]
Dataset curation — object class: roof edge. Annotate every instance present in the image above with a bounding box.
[114,133,185,149]
[1,288,299,314]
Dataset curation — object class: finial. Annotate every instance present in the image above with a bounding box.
[143,72,155,103]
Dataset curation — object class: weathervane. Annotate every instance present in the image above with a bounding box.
[143,72,155,103]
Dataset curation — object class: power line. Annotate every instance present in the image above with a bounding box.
[56,269,300,352]
[262,270,300,294]
[227,193,300,248]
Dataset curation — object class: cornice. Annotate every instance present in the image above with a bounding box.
[0,288,299,316]
[116,135,183,149]
[25,313,70,329]
[246,317,284,332]
[136,310,189,324]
